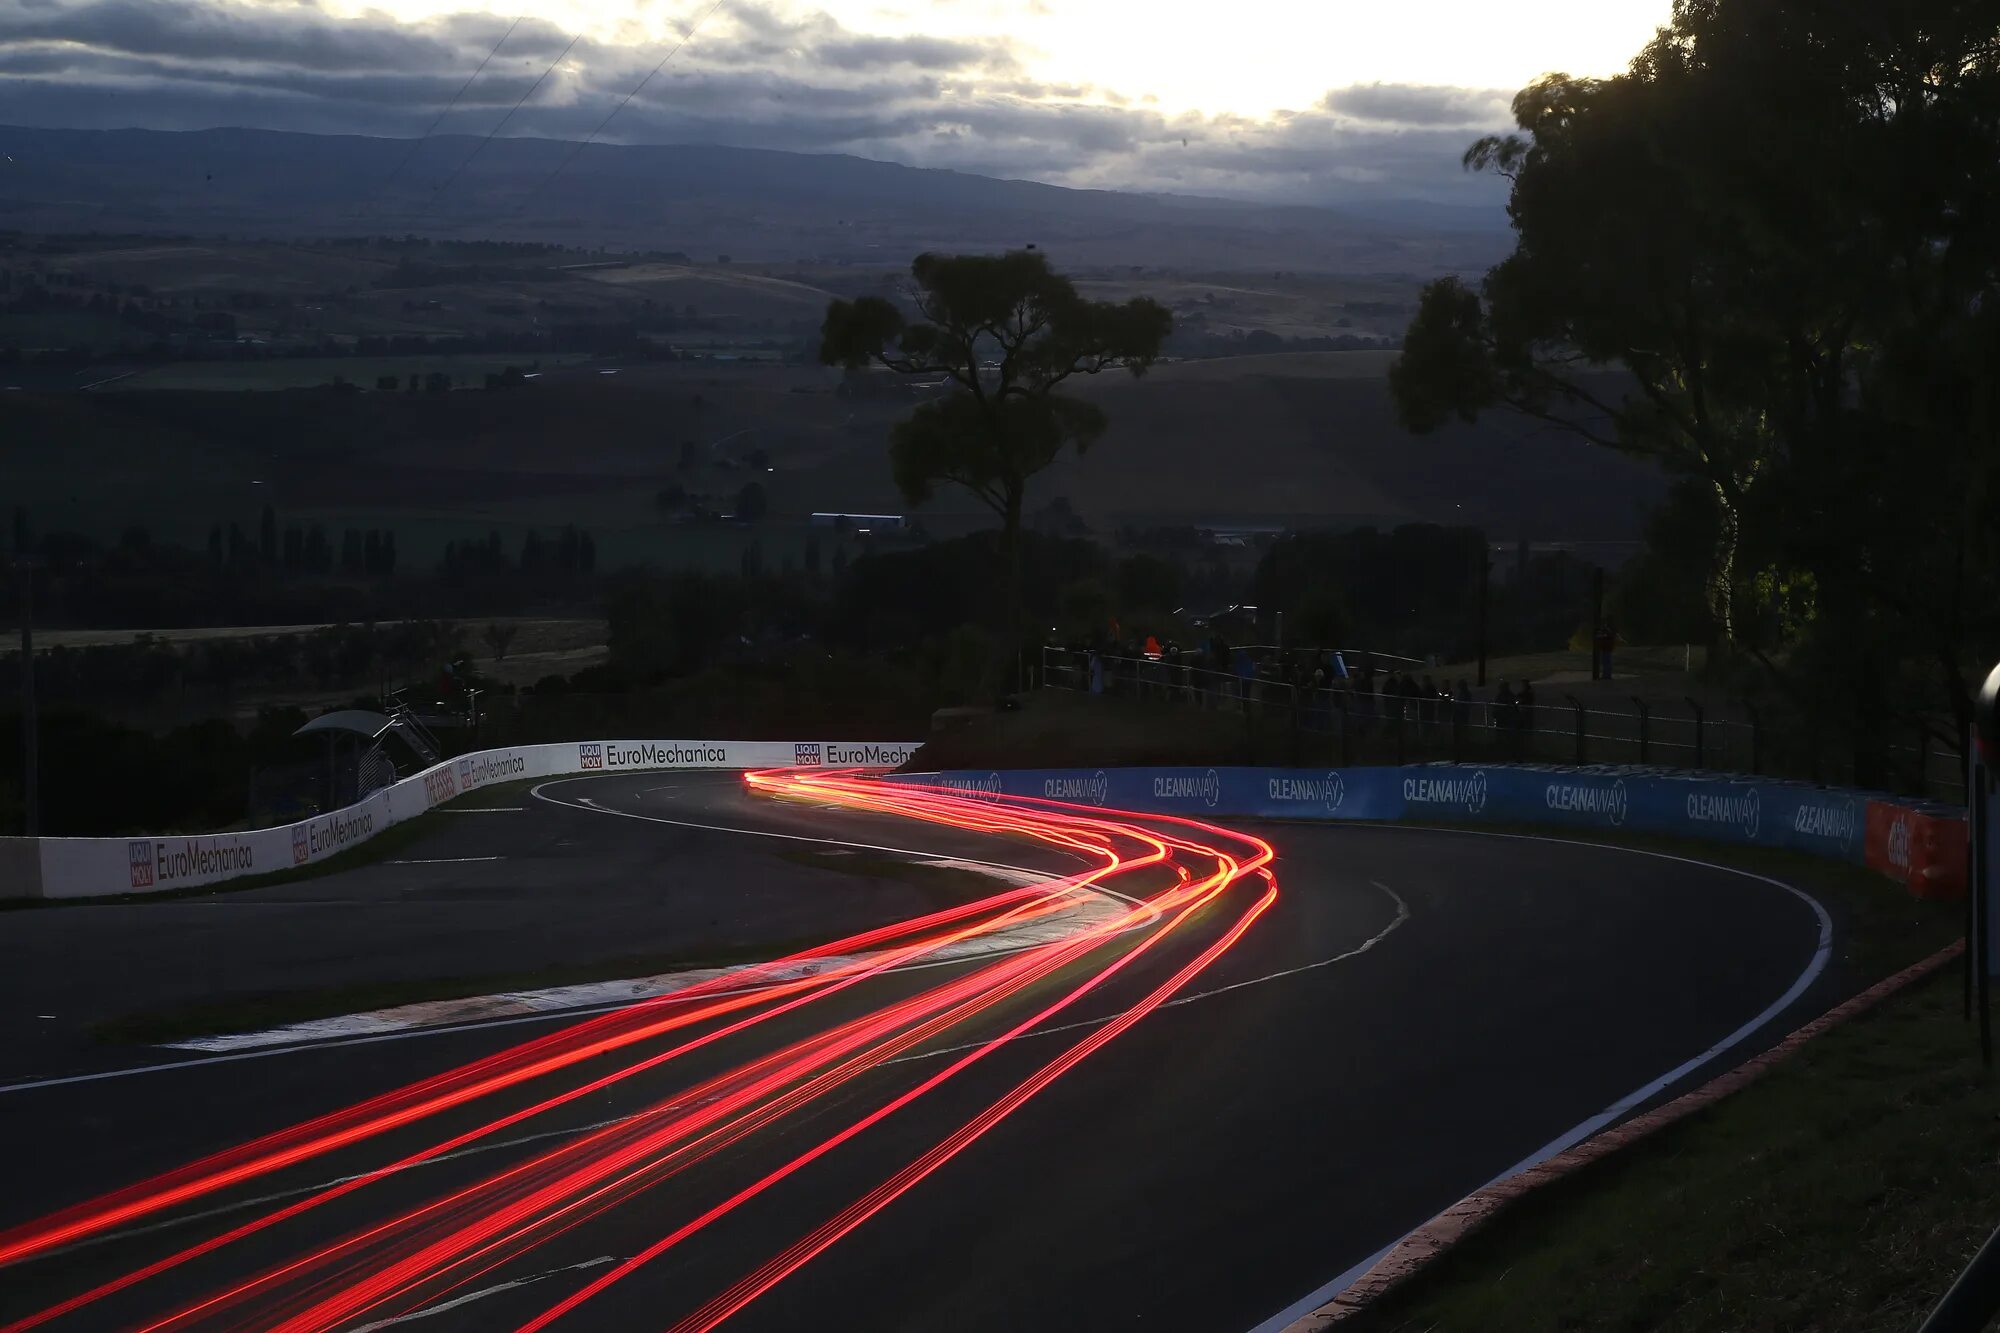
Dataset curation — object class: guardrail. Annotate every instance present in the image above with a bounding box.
[0,737,920,902]
[1040,648,1968,803]
[883,761,1967,899]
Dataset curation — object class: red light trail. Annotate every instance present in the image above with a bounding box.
[0,768,1277,1333]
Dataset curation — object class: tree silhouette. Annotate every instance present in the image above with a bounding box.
[819,249,1171,681]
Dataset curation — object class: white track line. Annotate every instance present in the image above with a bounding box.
[0,780,1144,1093]
[41,889,1413,1258]
[879,881,1411,1067]
[1245,825,1835,1333]
[388,857,504,865]
[348,1256,619,1331]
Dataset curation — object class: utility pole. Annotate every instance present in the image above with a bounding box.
[1476,551,1492,688]
[1591,566,1606,681]
[12,551,41,838]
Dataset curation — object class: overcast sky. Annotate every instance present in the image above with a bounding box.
[0,0,1673,207]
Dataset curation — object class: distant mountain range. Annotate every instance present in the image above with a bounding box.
[0,125,1508,273]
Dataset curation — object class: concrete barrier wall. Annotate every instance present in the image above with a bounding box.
[885,762,1967,894]
[14,738,920,902]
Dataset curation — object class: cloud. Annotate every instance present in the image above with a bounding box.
[0,0,1514,214]
[1320,82,1514,128]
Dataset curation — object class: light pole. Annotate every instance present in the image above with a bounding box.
[12,553,42,837]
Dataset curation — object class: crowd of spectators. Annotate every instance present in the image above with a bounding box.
[1053,636,1544,737]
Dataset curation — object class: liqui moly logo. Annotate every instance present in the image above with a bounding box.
[579,742,604,769]
[794,743,823,766]
[1886,813,1913,870]
[292,824,310,865]
[128,841,154,888]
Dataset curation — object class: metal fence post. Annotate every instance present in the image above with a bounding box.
[1632,696,1651,764]
[1338,691,1353,767]
[1686,696,1705,769]
[1566,694,1585,765]
[1394,703,1406,766]
[1748,703,1762,774]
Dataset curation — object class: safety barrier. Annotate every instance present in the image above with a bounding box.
[885,762,1967,898]
[1,738,921,902]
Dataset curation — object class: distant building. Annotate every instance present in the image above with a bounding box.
[810,512,908,532]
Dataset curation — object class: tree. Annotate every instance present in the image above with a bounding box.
[258,505,277,565]
[818,249,1171,680]
[735,481,768,522]
[482,622,518,661]
[1388,0,2000,777]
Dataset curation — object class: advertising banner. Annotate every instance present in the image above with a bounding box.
[23,738,920,902]
[891,763,1908,870]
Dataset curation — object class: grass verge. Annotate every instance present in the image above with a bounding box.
[1339,959,1995,1333]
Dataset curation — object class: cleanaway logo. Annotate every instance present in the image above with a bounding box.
[1686,787,1761,840]
[1152,768,1223,808]
[1043,771,1111,805]
[1792,797,1858,849]
[1403,770,1487,814]
[1268,772,1346,811]
[1546,778,1629,826]
[937,771,1005,800]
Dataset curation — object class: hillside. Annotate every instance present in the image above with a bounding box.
[0,125,1508,274]
[0,354,1659,574]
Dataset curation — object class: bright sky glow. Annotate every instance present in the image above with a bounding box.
[321,0,1675,119]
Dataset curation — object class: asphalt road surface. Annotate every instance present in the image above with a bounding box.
[0,769,1838,1333]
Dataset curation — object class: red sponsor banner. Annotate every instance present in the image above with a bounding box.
[1865,800,1967,899]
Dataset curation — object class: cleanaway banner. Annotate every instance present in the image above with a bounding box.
[23,738,921,902]
[887,764,1893,865]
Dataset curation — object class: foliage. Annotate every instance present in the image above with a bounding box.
[819,250,1171,668]
[1390,0,2000,769]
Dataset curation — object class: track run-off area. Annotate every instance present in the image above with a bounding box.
[0,766,1837,1333]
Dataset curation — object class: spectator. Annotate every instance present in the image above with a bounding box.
[1493,680,1515,732]
[1452,678,1472,733]
[1088,647,1105,695]
[1518,679,1537,734]
[1420,673,1440,731]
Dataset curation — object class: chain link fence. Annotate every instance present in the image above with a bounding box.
[1040,647,1966,803]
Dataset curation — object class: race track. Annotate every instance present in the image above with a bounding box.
[0,768,1836,1333]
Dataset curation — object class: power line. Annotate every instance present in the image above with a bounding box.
[508,0,730,219]
[388,17,525,189]
[430,29,584,205]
